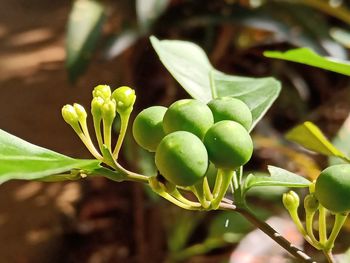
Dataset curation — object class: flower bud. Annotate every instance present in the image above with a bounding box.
[282,191,300,211]
[92,85,111,99]
[112,86,136,113]
[62,104,79,126]
[102,99,116,123]
[73,103,87,122]
[304,194,319,214]
[91,97,104,119]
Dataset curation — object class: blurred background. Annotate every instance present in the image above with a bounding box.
[0,0,350,262]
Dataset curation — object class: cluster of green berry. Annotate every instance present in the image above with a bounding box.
[133,97,253,208]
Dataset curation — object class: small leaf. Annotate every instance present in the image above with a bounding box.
[0,129,100,184]
[286,121,350,161]
[329,115,350,165]
[330,28,350,48]
[213,71,281,130]
[245,166,311,191]
[150,36,281,129]
[150,36,213,102]
[104,30,140,59]
[264,48,350,76]
[66,0,106,82]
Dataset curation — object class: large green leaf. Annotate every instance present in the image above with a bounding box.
[66,0,106,82]
[0,129,100,184]
[286,121,350,162]
[244,166,311,191]
[150,36,281,129]
[264,48,350,76]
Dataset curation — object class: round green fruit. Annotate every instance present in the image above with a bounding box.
[155,131,209,186]
[315,164,350,213]
[132,106,167,152]
[207,97,252,131]
[163,99,214,139]
[204,120,253,169]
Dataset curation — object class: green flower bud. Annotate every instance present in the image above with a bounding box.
[112,86,136,113]
[92,85,111,99]
[101,99,116,123]
[304,194,319,214]
[282,191,300,211]
[62,104,79,126]
[91,97,104,119]
[73,103,87,122]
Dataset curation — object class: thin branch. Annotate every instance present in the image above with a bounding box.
[219,202,317,263]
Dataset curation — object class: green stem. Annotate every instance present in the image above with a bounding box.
[323,250,336,263]
[212,169,222,199]
[288,208,307,237]
[93,117,104,153]
[325,213,348,251]
[158,191,202,210]
[71,123,102,160]
[171,189,202,208]
[113,113,130,159]
[190,183,210,209]
[319,205,327,245]
[203,177,213,201]
[211,169,234,209]
[219,202,316,263]
[103,119,112,151]
[305,211,322,249]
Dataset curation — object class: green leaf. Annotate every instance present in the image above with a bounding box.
[213,71,281,129]
[245,166,311,191]
[286,121,350,162]
[150,36,281,129]
[0,129,100,184]
[329,115,350,165]
[66,0,106,82]
[264,48,350,76]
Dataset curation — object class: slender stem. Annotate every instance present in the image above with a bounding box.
[325,213,348,251]
[289,209,307,236]
[219,202,316,263]
[319,206,327,245]
[211,169,234,209]
[203,177,213,201]
[305,211,322,249]
[103,119,112,151]
[190,184,210,209]
[232,170,239,190]
[158,191,202,210]
[171,189,202,208]
[212,169,222,198]
[113,113,130,159]
[323,250,335,263]
[93,117,104,153]
[71,124,102,160]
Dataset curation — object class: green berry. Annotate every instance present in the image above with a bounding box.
[163,99,214,139]
[91,97,104,119]
[204,120,253,169]
[155,131,208,186]
[208,97,252,130]
[315,164,350,213]
[132,106,167,152]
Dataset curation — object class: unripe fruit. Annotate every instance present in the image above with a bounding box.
[315,164,350,213]
[155,131,208,186]
[163,99,214,139]
[204,120,253,169]
[132,106,167,152]
[207,97,252,131]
